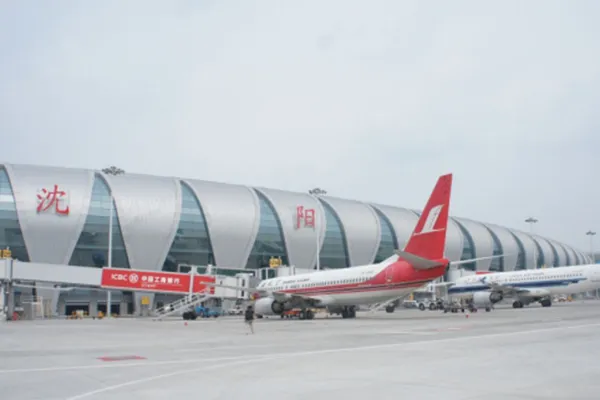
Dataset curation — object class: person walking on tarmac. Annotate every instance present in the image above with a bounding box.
[244,305,255,334]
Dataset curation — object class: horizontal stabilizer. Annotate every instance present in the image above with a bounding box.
[394,250,444,270]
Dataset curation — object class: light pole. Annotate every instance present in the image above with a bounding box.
[525,217,538,269]
[107,199,113,317]
[308,188,327,271]
[102,166,125,317]
[586,231,596,264]
[586,231,598,298]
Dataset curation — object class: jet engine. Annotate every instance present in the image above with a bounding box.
[254,297,286,316]
[472,291,503,307]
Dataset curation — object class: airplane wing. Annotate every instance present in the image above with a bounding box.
[198,281,323,306]
[484,281,530,296]
[481,281,550,299]
[432,282,456,287]
[270,290,323,306]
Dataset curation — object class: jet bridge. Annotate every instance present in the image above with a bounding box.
[0,259,252,319]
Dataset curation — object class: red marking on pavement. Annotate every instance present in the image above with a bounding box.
[97,355,147,362]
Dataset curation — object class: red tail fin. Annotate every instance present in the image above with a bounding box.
[403,174,453,260]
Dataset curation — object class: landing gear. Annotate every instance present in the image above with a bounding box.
[341,306,356,319]
[298,309,315,320]
[540,298,552,307]
[512,301,524,309]
[385,305,395,313]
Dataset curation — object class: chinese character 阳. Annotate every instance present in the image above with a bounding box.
[296,205,316,229]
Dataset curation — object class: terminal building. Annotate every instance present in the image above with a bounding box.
[0,162,593,315]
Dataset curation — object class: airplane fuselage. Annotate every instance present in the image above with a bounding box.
[254,257,447,316]
[257,262,425,306]
[448,264,600,301]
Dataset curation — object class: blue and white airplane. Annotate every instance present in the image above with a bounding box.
[444,263,600,310]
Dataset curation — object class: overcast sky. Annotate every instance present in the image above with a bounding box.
[1,1,599,251]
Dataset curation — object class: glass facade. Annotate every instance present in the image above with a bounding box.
[484,227,504,272]
[317,200,350,269]
[548,242,560,267]
[532,239,544,268]
[0,168,29,261]
[373,208,398,263]
[559,243,572,266]
[455,221,476,271]
[69,175,129,268]
[245,191,288,269]
[510,232,527,270]
[163,182,215,272]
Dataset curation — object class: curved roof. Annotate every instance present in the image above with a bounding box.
[531,235,556,268]
[480,223,519,271]
[0,162,589,272]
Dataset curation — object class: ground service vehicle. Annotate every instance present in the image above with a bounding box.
[182,305,221,320]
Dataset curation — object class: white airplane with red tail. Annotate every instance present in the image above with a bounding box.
[204,174,497,320]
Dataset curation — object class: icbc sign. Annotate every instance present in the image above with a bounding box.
[100,268,215,294]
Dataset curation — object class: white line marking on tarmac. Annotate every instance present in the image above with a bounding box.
[64,357,279,400]
[61,321,600,400]
[379,330,438,335]
[172,342,290,353]
[2,321,598,377]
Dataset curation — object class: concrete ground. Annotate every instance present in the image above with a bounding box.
[1,302,600,400]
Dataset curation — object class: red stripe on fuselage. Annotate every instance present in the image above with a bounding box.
[273,260,446,298]
[281,279,432,297]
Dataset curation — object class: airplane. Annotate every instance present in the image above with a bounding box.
[443,263,600,311]
[201,173,501,320]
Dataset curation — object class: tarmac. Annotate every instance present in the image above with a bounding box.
[1,301,600,400]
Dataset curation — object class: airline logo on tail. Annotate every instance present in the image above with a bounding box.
[403,173,452,262]
[413,204,445,236]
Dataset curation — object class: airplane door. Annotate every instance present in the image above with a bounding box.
[384,266,394,284]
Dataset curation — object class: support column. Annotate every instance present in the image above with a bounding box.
[6,282,14,320]
[134,292,154,317]
[119,296,128,316]
[0,284,4,314]
[57,296,66,317]
[89,297,98,318]
[35,284,59,318]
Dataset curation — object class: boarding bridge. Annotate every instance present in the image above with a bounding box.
[0,259,253,319]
